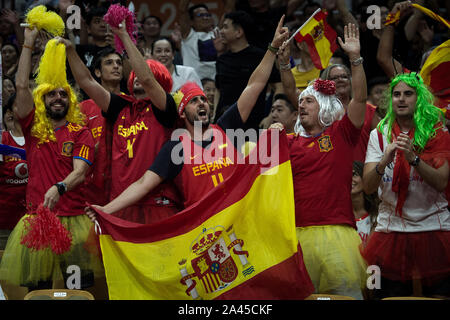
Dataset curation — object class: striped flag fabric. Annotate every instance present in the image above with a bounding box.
[420,39,450,116]
[293,9,338,70]
[91,130,314,300]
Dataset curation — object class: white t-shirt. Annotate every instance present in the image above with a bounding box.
[171,65,203,92]
[181,28,216,81]
[365,128,450,232]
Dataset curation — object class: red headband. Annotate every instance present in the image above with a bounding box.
[177,82,206,115]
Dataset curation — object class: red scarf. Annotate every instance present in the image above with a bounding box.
[391,122,415,217]
[391,121,450,216]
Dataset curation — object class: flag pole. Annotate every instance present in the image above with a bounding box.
[287,8,322,43]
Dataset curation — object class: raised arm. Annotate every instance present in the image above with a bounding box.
[237,15,289,123]
[178,0,192,39]
[277,39,299,109]
[13,27,38,119]
[111,21,167,110]
[338,23,366,129]
[58,37,111,112]
[376,1,412,78]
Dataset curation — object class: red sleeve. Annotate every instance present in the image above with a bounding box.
[72,127,95,165]
[336,114,362,146]
[18,109,35,136]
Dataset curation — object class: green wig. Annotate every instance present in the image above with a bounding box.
[377,72,445,153]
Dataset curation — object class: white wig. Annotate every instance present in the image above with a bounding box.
[294,81,345,136]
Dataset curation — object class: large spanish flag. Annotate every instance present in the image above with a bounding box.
[92,130,314,300]
[293,9,338,70]
[420,39,450,117]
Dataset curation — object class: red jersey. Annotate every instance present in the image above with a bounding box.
[109,95,179,205]
[0,131,27,229]
[80,99,109,205]
[80,99,104,143]
[353,103,377,162]
[288,114,360,228]
[19,110,95,216]
[175,125,239,208]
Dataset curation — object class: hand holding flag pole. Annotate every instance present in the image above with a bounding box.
[286,8,322,44]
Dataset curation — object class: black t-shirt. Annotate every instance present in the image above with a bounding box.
[214,45,280,130]
[149,103,244,180]
[103,92,177,129]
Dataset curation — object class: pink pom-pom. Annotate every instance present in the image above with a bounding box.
[21,203,72,255]
[103,4,137,54]
[314,79,336,95]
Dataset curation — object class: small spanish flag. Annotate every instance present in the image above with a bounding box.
[292,9,338,70]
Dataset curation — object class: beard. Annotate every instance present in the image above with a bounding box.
[185,110,210,129]
[46,101,69,121]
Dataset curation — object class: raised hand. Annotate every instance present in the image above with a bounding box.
[271,15,289,49]
[337,23,360,60]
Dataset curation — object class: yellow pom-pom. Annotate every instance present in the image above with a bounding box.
[25,5,65,37]
[35,39,69,88]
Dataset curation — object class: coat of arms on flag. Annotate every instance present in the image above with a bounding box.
[179,225,254,299]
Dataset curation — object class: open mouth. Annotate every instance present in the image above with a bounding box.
[198,109,207,117]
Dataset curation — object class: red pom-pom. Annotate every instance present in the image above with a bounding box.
[21,204,72,255]
[314,79,336,95]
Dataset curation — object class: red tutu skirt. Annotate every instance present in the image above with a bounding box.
[361,230,450,282]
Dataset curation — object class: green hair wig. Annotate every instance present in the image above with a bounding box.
[377,72,445,152]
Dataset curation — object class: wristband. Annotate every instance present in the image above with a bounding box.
[279,62,291,71]
[267,44,279,54]
[55,182,67,196]
[350,56,364,66]
[23,44,34,50]
[409,155,420,167]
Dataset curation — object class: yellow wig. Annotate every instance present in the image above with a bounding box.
[25,5,65,37]
[32,39,85,144]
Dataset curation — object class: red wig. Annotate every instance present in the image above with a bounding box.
[127,59,173,96]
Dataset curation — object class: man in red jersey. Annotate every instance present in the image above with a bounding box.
[59,21,181,224]
[0,27,103,292]
[274,23,368,299]
[79,47,124,206]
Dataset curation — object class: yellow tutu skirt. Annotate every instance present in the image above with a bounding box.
[0,214,104,288]
[296,224,368,299]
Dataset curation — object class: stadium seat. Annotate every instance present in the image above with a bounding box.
[24,289,95,300]
[305,294,356,300]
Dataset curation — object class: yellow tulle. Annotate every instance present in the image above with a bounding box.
[25,5,65,37]
[296,224,368,299]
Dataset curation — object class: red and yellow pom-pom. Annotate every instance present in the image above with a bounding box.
[314,79,336,95]
[21,204,72,255]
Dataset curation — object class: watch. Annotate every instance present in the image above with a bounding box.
[409,156,421,167]
[55,182,67,196]
[351,56,364,66]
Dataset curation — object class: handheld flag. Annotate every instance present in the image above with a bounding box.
[290,9,338,70]
[420,40,450,112]
[92,130,314,300]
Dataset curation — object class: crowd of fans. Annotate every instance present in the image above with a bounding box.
[0,0,449,300]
